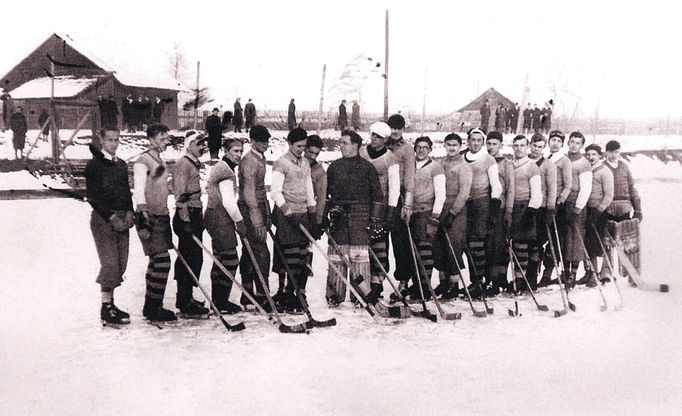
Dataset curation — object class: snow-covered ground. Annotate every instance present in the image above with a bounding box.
[1,171,680,415]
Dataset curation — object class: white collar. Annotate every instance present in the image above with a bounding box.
[607,159,619,169]
[548,150,566,162]
[102,150,116,161]
[416,159,430,169]
[464,148,488,162]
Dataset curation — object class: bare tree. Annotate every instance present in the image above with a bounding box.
[168,42,189,83]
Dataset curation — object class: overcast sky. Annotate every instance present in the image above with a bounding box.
[1,0,680,119]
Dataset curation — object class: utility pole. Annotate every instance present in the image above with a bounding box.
[383,9,389,120]
[318,64,326,135]
[518,74,529,134]
[194,61,200,130]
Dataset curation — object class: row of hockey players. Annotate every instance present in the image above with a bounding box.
[85,116,641,325]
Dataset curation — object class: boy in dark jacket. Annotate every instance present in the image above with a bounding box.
[84,125,134,325]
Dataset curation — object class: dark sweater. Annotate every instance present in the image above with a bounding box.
[84,145,133,220]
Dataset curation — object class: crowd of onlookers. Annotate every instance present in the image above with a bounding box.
[480,99,554,134]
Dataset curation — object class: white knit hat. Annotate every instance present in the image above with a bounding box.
[183,130,206,150]
[369,122,391,139]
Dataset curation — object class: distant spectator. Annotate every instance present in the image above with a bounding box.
[38,109,50,141]
[221,110,233,132]
[531,103,542,133]
[151,97,165,124]
[338,99,348,130]
[122,95,134,132]
[1,90,15,132]
[479,99,491,132]
[351,100,360,130]
[287,98,296,131]
[244,98,256,132]
[233,98,243,133]
[494,104,506,132]
[522,103,532,134]
[509,103,520,134]
[205,108,223,159]
[541,100,553,134]
[10,106,28,159]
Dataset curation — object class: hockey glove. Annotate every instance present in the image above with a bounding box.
[135,211,152,240]
[311,224,324,240]
[426,216,440,240]
[328,205,347,233]
[568,211,580,226]
[522,207,537,229]
[123,211,135,229]
[441,212,457,229]
[109,214,129,233]
[384,205,398,232]
[368,218,385,242]
[235,220,247,237]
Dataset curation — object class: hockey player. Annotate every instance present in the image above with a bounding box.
[271,127,317,313]
[604,140,643,284]
[561,131,592,287]
[359,122,400,301]
[484,131,514,295]
[539,130,573,287]
[410,136,446,299]
[274,134,327,308]
[238,125,272,306]
[325,130,384,305]
[172,131,210,318]
[133,124,177,322]
[385,114,416,292]
[204,138,246,313]
[461,128,503,296]
[578,144,614,287]
[433,133,472,299]
[510,135,542,292]
[527,133,557,289]
[85,125,135,325]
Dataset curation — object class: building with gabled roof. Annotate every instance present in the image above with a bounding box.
[1,32,182,129]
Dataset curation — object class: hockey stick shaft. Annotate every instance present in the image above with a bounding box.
[575,231,609,308]
[267,229,336,326]
[545,222,570,310]
[463,245,494,313]
[443,232,486,316]
[552,215,576,310]
[508,240,549,311]
[241,237,289,326]
[171,244,244,331]
[591,223,624,303]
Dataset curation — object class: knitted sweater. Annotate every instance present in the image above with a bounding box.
[587,162,614,212]
[85,145,133,220]
[440,155,473,217]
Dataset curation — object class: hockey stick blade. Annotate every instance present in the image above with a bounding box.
[278,322,310,334]
[220,316,246,332]
[308,317,337,328]
[553,308,568,318]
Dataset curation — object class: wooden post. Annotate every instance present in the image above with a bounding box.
[49,60,59,163]
[317,64,326,135]
[383,9,389,120]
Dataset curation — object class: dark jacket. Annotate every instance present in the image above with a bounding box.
[338,103,348,127]
[244,102,256,120]
[205,114,223,138]
[10,112,27,136]
[84,145,133,220]
[233,101,243,125]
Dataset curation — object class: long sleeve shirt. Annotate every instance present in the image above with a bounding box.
[414,158,446,216]
[387,138,416,206]
[440,155,473,217]
[463,148,502,200]
[310,160,327,223]
[84,145,133,220]
[548,152,572,204]
[238,149,268,226]
[173,154,203,211]
[495,156,515,216]
[567,152,592,213]
[206,159,242,222]
[360,145,400,207]
[533,156,558,210]
[513,156,542,209]
[271,149,315,215]
[133,150,169,215]
[588,161,614,212]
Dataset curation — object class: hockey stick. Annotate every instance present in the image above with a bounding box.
[575,232,608,312]
[443,233,487,318]
[604,228,669,293]
[508,240,550,312]
[299,224,401,325]
[506,244,521,317]
[172,244,245,332]
[545,222,569,316]
[406,226,461,320]
[325,231,410,319]
[368,246,436,321]
[403,225,439,322]
[267,229,337,328]
[191,235,309,334]
[241,237,313,330]
[463,246,494,314]
[551,216,577,311]
[591,223,624,309]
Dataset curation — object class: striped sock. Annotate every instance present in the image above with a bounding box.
[145,252,171,305]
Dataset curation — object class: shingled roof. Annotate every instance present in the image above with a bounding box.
[457,87,515,112]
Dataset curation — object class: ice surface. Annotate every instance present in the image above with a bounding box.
[0,176,680,415]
